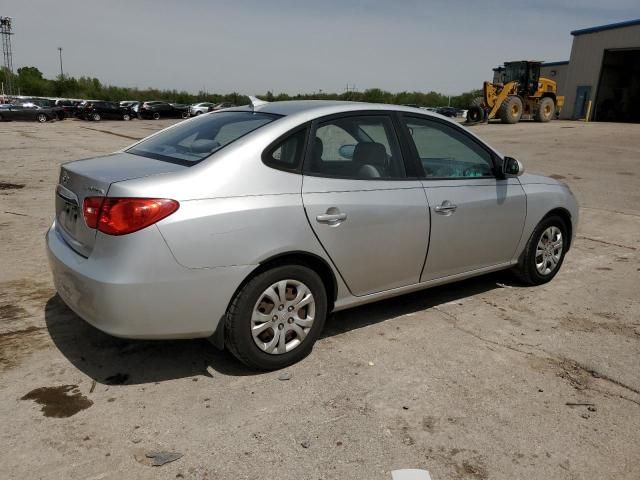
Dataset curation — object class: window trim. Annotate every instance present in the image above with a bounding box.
[398,113,503,180]
[302,110,414,181]
[261,123,310,174]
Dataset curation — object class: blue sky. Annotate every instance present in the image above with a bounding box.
[3,0,639,95]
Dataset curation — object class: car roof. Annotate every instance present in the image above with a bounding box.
[230,100,445,120]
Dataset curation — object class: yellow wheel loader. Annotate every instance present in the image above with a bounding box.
[467,61,564,124]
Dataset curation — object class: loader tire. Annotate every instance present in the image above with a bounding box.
[498,96,523,124]
[534,97,555,122]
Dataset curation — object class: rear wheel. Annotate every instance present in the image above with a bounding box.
[37,113,48,123]
[514,215,568,285]
[181,111,189,119]
[471,96,484,108]
[122,113,131,121]
[534,97,555,122]
[225,265,328,370]
[498,96,523,124]
[152,112,160,120]
[92,113,101,121]
[195,110,202,116]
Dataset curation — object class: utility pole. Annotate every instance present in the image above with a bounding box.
[58,46,64,78]
[1,16,15,96]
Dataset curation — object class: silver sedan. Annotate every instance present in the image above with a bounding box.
[47,100,578,370]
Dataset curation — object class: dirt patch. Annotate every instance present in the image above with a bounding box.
[0,303,29,321]
[21,385,93,418]
[616,171,635,176]
[455,459,488,479]
[549,174,566,179]
[0,327,49,371]
[0,182,25,191]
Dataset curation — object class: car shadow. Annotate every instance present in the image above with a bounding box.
[45,271,516,385]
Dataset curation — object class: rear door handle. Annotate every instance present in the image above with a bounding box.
[316,212,347,224]
[434,200,457,215]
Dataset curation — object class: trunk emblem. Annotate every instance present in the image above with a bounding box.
[87,186,105,194]
[61,172,70,184]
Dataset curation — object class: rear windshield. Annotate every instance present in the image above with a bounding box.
[127,111,278,164]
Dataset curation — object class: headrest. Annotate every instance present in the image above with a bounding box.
[353,142,387,167]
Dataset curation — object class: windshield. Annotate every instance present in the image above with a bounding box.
[127,111,278,164]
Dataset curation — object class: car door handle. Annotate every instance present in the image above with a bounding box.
[316,212,347,224]
[434,201,457,215]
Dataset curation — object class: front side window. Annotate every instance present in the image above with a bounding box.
[127,111,278,164]
[306,115,405,179]
[403,117,494,178]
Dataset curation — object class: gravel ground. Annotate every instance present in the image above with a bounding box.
[0,118,639,480]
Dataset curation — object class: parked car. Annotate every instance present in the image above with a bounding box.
[435,106,460,118]
[53,99,77,118]
[0,103,56,122]
[80,101,134,121]
[47,100,578,370]
[190,102,214,116]
[208,102,235,112]
[18,98,66,120]
[120,101,141,115]
[139,101,189,120]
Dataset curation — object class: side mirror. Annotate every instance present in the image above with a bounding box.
[338,144,356,159]
[503,156,525,176]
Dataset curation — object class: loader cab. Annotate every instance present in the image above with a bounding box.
[504,61,542,96]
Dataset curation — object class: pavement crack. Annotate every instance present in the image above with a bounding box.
[433,306,640,407]
[432,306,534,356]
[576,235,636,251]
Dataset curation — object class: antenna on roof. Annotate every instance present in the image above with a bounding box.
[248,95,268,110]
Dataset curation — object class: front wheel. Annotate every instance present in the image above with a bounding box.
[498,96,523,124]
[224,265,328,370]
[92,113,101,121]
[181,111,189,119]
[122,113,131,121]
[152,112,160,120]
[514,215,568,285]
[37,113,48,123]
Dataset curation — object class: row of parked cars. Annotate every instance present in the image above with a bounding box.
[0,97,237,123]
[402,104,468,118]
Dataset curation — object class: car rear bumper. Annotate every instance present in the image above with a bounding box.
[46,221,255,340]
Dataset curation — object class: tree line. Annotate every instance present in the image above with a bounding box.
[1,66,480,108]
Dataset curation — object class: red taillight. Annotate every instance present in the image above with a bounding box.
[83,197,103,228]
[83,197,179,236]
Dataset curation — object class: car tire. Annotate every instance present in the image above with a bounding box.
[37,113,48,123]
[195,111,202,116]
[92,113,101,121]
[498,96,523,124]
[514,215,568,285]
[224,265,328,370]
[122,113,131,121]
[534,97,555,123]
[181,111,189,119]
[152,112,160,120]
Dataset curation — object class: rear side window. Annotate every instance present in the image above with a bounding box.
[263,128,307,172]
[127,111,279,164]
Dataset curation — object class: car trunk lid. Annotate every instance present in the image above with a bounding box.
[55,152,186,257]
